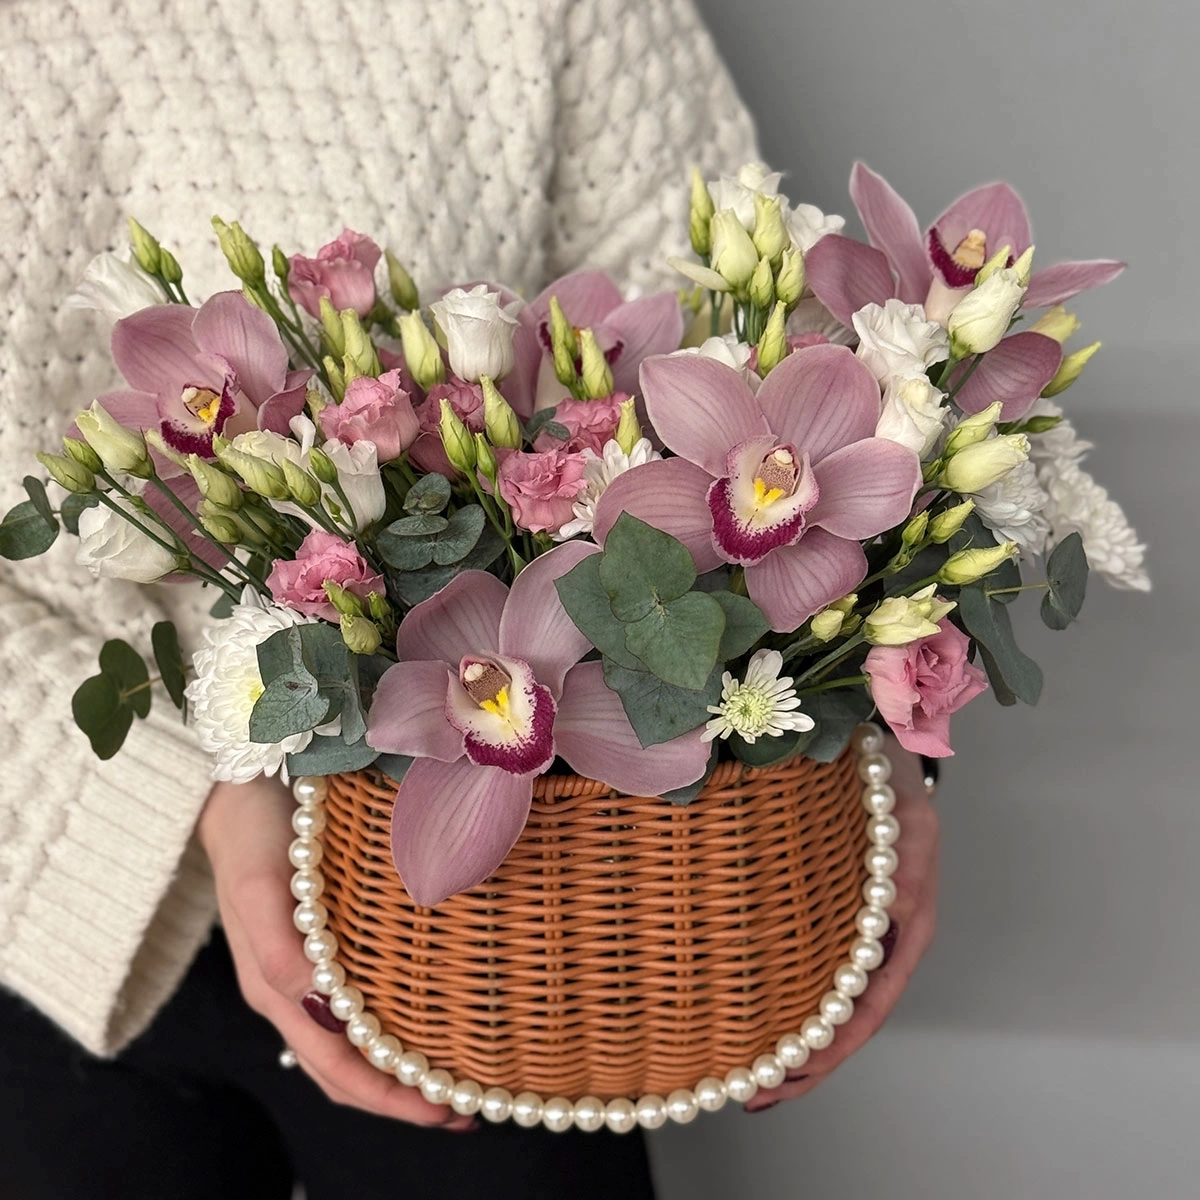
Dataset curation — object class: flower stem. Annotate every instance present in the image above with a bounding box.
[985,582,1048,598]
[946,353,983,401]
[794,633,866,686]
[797,673,869,696]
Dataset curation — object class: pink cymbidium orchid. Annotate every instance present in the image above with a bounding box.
[591,345,922,632]
[366,542,710,906]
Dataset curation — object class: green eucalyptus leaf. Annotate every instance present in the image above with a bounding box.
[977,643,1019,706]
[60,492,100,535]
[72,673,133,759]
[389,526,506,607]
[537,420,571,443]
[598,513,696,620]
[710,591,769,660]
[209,590,235,619]
[522,407,559,440]
[99,639,151,719]
[151,621,187,710]
[23,476,56,527]
[248,673,330,743]
[1041,532,1088,630]
[623,591,724,690]
[389,513,451,537]
[730,727,805,768]
[379,533,436,570]
[402,472,452,514]
[554,553,642,670]
[660,744,719,806]
[374,752,414,783]
[431,505,486,566]
[256,626,307,686]
[958,584,1043,705]
[601,658,723,748]
[0,500,59,560]
[286,732,379,776]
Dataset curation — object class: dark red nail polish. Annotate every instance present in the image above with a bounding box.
[880,923,899,967]
[301,990,345,1032]
[747,1100,781,1114]
[785,1071,808,1082]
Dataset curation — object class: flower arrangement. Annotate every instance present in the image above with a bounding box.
[4,161,1147,907]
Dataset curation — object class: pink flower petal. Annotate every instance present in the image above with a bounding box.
[930,182,1032,264]
[85,389,160,435]
[366,660,464,762]
[555,661,711,794]
[591,457,724,573]
[395,570,508,666]
[808,438,921,540]
[499,541,599,696]
[1023,260,1126,309]
[755,344,881,465]
[257,369,313,435]
[640,354,769,476]
[528,270,624,332]
[390,756,534,906]
[953,331,1063,420]
[111,304,206,398]
[745,529,868,631]
[603,292,685,395]
[850,162,930,304]
[804,235,897,327]
[192,292,290,407]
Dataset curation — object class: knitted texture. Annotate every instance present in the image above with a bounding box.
[0,0,758,1054]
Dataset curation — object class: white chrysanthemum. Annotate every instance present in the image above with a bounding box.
[184,589,318,783]
[972,459,1052,557]
[552,438,662,541]
[702,650,815,744]
[1026,400,1150,591]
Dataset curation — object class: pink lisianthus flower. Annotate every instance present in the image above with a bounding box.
[496,448,588,534]
[319,369,420,463]
[864,619,988,757]
[592,345,922,632]
[266,530,385,622]
[408,378,485,476]
[287,229,381,319]
[533,395,626,454]
[365,544,710,905]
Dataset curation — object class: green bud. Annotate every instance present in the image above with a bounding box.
[308,446,340,486]
[473,432,499,485]
[320,296,346,358]
[752,193,789,268]
[398,311,445,392]
[810,607,845,642]
[689,166,715,256]
[367,590,391,624]
[158,247,183,286]
[756,302,788,377]
[62,437,103,474]
[385,250,420,310]
[127,218,162,275]
[199,511,242,545]
[578,328,614,399]
[281,458,322,508]
[944,402,1003,456]
[439,399,476,473]
[37,451,94,494]
[776,247,806,310]
[241,286,270,313]
[340,613,382,656]
[211,216,265,284]
[1020,414,1063,435]
[216,446,290,501]
[323,580,365,618]
[481,376,521,449]
[937,542,1019,586]
[1041,341,1101,398]
[748,256,775,311]
[709,209,759,294]
[928,500,975,543]
[76,401,154,478]
[341,309,382,378]
[940,434,1029,493]
[272,245,290,286]
[323,355,346,402]
[615,396,642,455]
[548,296,579,388]
[974,243,1014,285]
[187,454,243,510]
[901,511,929,549]
[304,387,329,423]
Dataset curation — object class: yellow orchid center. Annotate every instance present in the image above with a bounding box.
[462,660,512,720]
[952,229,989,271]
[181,385,224,427]
[752,447,798,511]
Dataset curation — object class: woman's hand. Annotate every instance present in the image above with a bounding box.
[745,739,940,1111]
[198,776,474,1130]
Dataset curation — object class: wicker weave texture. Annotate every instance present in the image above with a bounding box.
[320,750,867,1100]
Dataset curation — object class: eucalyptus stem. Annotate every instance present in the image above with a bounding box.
[798,673,869,696]
[794,632,867,686]
[986,582,1048,598]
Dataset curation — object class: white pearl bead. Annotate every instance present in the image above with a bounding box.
[511,1092,544,1129]
[865,845,899,877]
[481,1087,514,1123]
[724,1067,758,1104]
[290,868,325,903]
[288,837,323,870]
[856,904,890,940]
[311,960,345,994]
[752,1054,785,1090]
[327,984,364,1021]
[278,1047,298,1069]
[450,1078,484,1116]
[775,1033,810,1070]
[862,782,896,816]
[857,752,892,786]
[345,1012,381,1048]
[292,776,328,805]
[820,990,854,1025]
[851,723,884,754]
[292,900,328,935]
[666,1088,699,1124]
[833,961,869,998]
[573,1096,606,1133]
[605,1097,638,1134]
[367,1034,402,1073]
[851,935,885,972]
[862,876,897,908]
[635,1094,668,1130]
[801,1015,835,1050]
[420,1068,454,1106]
[541,1096,574,1133]
[395,1050,429,1088]
[303,929,338,962]
[292,806,327,836]
[868,814,901,847]
[695,1076,728,1112]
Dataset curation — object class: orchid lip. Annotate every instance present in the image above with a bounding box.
[927,226,1011,289]
[160,375,239,457]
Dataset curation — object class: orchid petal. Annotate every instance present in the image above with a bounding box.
[500,320,542,419]
[639,354,768,475]
[1023,260,1126,309]
[257,369,313,435]
[499,541,599,696]
[930,182,1032,262]
[395,570,507,665]
[953,332,1063,420]
[527,270,624,331]
[755,344,880,465]
[85,389,160,435]
[366,660,463,761]
[850,162,930,304]
[808,438,921,539]
[555,661,710,795]
[745,530,868,631]
[111,304,206,398]
[604,293,685,395]
[192,292,290,407]
[591,457,724,573]
[804,235,896,327]
[390,757,533,906]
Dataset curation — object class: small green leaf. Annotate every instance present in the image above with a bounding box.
[431,505,486,566]
[256,626,306,686]
[792,689,876,762]
[623,591,724,690]
[23,476,55,527]
[402,472,452,514]
[1041,532,1088,631]
[378,532,436,570]
[537,420,571,443]
[209,590,235,619]
[286,733,379,776]
[0,500,59,560]
[152,621,187,710]
[598,513,696,620]
[72,673,133,759]
[389,527,506,607]
[60,492,99,535]
[601,658,723,748]
[522,407,559,440]
[976,643,1018,706]
[710,591,770,660]
[249,674,330,743]
[958,584,1043,705]
[389,513,451,537]
[373,752,414,783]
[99,639,151,718]
[554,553,643,670]
[660,744,718,806]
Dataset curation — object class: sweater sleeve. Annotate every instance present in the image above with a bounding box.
[545,0,761,291]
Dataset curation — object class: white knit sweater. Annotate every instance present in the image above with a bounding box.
[0,0,757,1055]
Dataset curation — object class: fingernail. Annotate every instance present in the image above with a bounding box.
[785,1071,808,1082]
[301,990,345,1032]
[747,1100,781,1114]
[880,923,899,967]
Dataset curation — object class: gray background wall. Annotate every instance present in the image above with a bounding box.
[648,2,1200,1197]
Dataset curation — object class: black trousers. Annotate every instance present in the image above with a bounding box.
[0,930,657,1200]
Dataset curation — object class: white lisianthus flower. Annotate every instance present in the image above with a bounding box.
[678,334,758,389]
[864,584,957,647]
[430,285,520,383]
[853,299,949,385]
[948,267,1027,356]
[971,459,1051,557]
[702,650,814,744]
[707,162,784,230]
[877,375,949,458]
[787,203,846,253]
[64,251,167,321]
[184,589,319,783]
[76,493,180,583]
[552,438,662,541]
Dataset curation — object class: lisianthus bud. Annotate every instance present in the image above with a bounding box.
[211,216,265,284]
[1021,414,1062,435]
[689,166,715,256]
[216,446,290,501]
[756,302,788,376]
[398,311,445,392]
[473,432,499,485]
[320,296,346,357]
[615,396,642,455]
[901,511,929,549]
[62,437,103,474]
[940,434,1030,493]
[385,250,420,310]
[323,580,365,618]
[139,429,188,472]
[341,310,382,379]
[272,245,290,286]
[709,209,759,293]
[937,542,1019,586]
[76,401,154,478]
[865,585,956,646]
[340,613,382,655]
[973,244,1013,285]
[1041,341,1101,398]
[37,452,94,494]
[948,269,1027,357]
[775,247,806,310]
[127,218,162,275]
[549,296,579,387]
[308,446,339,486]
[281,458,322,508]
[944,402,1003,456]
[187,455,243,509]
[810,608,844,642]
[1029,305,1082,344]
[367,590,391,623]
[323,355,346,403]
[481,376,521,449]
[439,398,477,472]
[158,247,182,286]
[928,500,975,543]
[578,328,614,399]
[1013,246,1035,287]
[199,511,241,544]
[748,256,775,310]
[752,193,789,268]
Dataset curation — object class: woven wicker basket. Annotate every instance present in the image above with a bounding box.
[318,749,867,1101]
